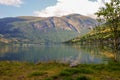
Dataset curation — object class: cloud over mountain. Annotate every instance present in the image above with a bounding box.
[0,0,22,7]
[34,0,110,18]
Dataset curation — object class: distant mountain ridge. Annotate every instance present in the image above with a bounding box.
[0,14,98,43]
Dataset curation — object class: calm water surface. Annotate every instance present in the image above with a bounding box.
[0,44,114,64]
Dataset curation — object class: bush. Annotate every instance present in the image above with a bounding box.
[59,70,71,76]
[76,75,90,80]
[44,78,53,80]
[63,77,73,80]
[28,71,47,77]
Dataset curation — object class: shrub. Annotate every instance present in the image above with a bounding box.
[28,71,47,77]
[59,70,71,76]
[76,75,90,80]
[63,77,73,80]
[44,78,53,80]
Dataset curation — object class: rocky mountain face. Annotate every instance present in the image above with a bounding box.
[0,14,98,43]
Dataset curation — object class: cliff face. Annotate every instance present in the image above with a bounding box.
[0,14,98,43]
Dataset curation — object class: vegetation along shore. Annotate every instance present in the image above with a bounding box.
[0,61,120,80]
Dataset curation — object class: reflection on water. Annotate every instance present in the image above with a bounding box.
[0,44,119,64]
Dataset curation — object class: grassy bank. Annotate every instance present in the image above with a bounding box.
[0,61,120,80]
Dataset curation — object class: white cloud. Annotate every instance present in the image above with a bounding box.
[0,0,23,7]
[34,0,110,17]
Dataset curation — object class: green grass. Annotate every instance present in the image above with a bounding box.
[0,61,120,80]
[28,71,47,77]
[59,68,93,77]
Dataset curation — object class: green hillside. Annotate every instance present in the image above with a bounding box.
[66,25,120,45]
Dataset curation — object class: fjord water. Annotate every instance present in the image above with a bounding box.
[0,44,113,64]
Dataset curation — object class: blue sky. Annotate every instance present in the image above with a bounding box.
[0,0,110,18]
[0,0,57,18]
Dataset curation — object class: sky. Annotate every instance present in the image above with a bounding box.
[0,0,111,18]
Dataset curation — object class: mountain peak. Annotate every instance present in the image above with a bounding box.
[67,14,82,16]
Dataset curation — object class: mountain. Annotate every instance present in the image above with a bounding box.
[0,14,98,43]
